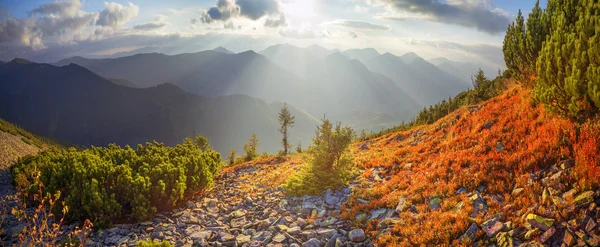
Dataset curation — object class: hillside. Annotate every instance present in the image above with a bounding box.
[10,84,595,247]
[346,86,600,246]
[0,59,318,156]
[0,118,56,226]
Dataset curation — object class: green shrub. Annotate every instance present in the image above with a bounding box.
[285,119,356,196]
[535,0,599,120]
[136,239,173,247]
[12,136,220,227]
[243,133,259,161]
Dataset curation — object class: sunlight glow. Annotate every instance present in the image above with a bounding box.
[284,0,316,19]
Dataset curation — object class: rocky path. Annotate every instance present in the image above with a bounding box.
[85,159,372,247]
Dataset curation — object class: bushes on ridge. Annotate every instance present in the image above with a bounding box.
[285,119,355,196]
[11,137,221,227]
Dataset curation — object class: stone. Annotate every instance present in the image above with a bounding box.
[287,226,301,235]
[539,226,556,243]
[325,190,340,205]
[221,233,236,242]
[369,209,387,219]
[232,210,245,218]
[524,228,541,240]
[359,142,369,150]
[302,238,321,247]
[140,221,153,226]
[470,193,488,214]
[481,219,504,237]
[303,202,317,209]
[496,141,504,152]
[429,196,442,210]
[276,225,289,232]
[574,191,595,206]
[526,214,555,231]
[512,188,524,197]
[272,233,286,243]
[349,229,366,242]
[496,231,514,247]
[563,189,578,200]
[355,213,368,221]
[297,218,308,228]
[458,223,479,243]
[395,196,408,213]
[586,218,598,233]
[563,230,576,247]
[317,229,337,238]
[252,231,274,244]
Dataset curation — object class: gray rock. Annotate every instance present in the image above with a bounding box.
[272,233,286,243]
[302,238,322,247]
[481,219,503,237]
[287,226,301,235]
[458,223,479,243]
[349,229,366,242]
[318,228,337,239]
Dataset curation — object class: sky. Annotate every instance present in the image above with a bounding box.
[0,0,546,68]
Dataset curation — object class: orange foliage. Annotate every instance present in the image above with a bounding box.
[345,86,599,246]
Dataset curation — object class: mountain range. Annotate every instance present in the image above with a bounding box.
[2,44,494,156]
[0,59,318,155]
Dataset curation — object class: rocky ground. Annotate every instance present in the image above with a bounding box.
[352,149,600,246]
[77,159,373,247]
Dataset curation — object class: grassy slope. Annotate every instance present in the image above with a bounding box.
[341,85,599,245]
[0,118,62,169]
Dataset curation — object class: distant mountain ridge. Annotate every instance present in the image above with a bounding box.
[57,47,422,130]
[429,57,498,83]
[213,46,235,54]
[0,59,318,155]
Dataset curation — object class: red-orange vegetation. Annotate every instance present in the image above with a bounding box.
[345,86,599,246]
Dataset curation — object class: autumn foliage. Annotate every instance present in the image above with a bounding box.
[343,86,600,246]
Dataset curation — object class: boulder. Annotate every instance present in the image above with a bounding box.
[458,223,479,243]
[481,219,504,237]
[526,214,554,231]
[302,238,321,247]
[574,191,595,207]
[395,196,408,213]
[539,226,556,243]
[349,229,366,242]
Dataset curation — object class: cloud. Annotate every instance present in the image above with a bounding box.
[199,0,282,23]
[377,0,510,34]
[279,28,316,39]
[325,20,390,31]
[1,1,140,51]
[264,13,287,28]
[0,17,44,50]
[133,22,167,31]
[1,0,98,49]
[30,0,82,17]
[401,38,504,66]
[96,2,139,28]
[236,0,280,20]
[348,31,358,38]
[224,21,235,29]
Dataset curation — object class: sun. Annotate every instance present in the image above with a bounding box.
[283,0,316,19]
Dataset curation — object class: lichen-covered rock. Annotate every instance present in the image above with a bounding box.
[526,214,554,231]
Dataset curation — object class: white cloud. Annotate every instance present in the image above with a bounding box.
[96,2,139,28]
[264,13,287,28]
[279,28,317,39]
[324,20,390,31]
